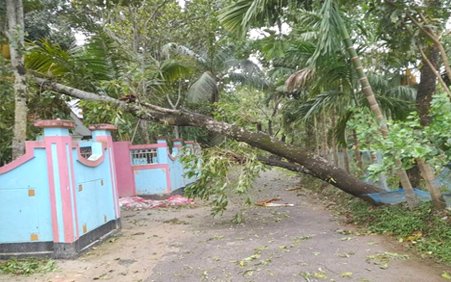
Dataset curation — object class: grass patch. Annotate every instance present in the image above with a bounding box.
[301,175,451,265]
[0,258,56,275]
[349,201,451,264]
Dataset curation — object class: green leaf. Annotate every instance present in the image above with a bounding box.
[442,272,451,280]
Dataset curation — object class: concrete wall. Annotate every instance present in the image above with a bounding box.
[0,142,52,244]
[0,121,120,258]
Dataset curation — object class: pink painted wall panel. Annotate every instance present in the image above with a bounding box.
[113,142,135,197]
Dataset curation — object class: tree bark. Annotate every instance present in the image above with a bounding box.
[6,0,28,160]
[34,77,385,199]
[257,156,313,176]
[417,159,446,209]
[331,112,339,167]
[417,46,439,126]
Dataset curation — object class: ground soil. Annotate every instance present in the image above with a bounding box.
[1,169,450,282]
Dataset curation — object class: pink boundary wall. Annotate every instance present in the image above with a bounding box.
[112,142,136,197]
[113,139,200,197]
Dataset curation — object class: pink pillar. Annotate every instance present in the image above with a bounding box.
[112,141,135,197]
[35,120,78,244]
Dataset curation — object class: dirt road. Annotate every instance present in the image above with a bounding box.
[1,169,449,281]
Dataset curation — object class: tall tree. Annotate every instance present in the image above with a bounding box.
[6,0,27,159]
[220,0,420,207]
[375,0,449,209]
[332,3,418,207]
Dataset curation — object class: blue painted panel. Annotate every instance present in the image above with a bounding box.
[177,159,184,188]
[72,147,116,237]
[135,168,167,194]
[156,147,169,164]
[43,128,69,136]
[76,179,102,236]
[0,189,40,242]
[0,149,53,243]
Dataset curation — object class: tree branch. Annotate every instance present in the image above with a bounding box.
[408,13,451,83]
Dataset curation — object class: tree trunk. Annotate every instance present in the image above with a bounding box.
[304,119,315,151]
[417,159,446,209]
[331,112,339,167]
[321,114,329,159]
[406,165,421,188]
[257,156,312,176]
[343,146,350,173]
[6,0,28,160]
[139,119,151,144]
[256,122,262,132]
[35,77,385,199]
[173,125,180,139]
[415,45,446,209]
[267,120,273,136]
[417,46,439,126]
[314,117,320,155]
[353,130,363,171]
[337,12,419,207]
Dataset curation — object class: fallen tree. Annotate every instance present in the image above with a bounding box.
[34,77,384,199]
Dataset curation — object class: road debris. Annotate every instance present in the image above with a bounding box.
[255,198,294,207]
[119,195,193,210]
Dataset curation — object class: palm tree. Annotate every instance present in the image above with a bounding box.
[220,0,424,207]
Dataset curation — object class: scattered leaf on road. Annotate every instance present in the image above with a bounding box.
[341,271,353,278]
[366,252,409,269]
[442,271,451,280]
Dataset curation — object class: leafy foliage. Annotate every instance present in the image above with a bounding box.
[183,141,265,220]
[349,92,451,181]
[0,258,56,275]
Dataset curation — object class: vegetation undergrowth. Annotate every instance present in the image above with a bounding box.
[0,258,56,275]
[303,176,451,265]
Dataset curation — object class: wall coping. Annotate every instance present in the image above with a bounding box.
[88,124,117,131]
[129,143,167,149]
[34,119,75,129]
[0,141,44,175]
